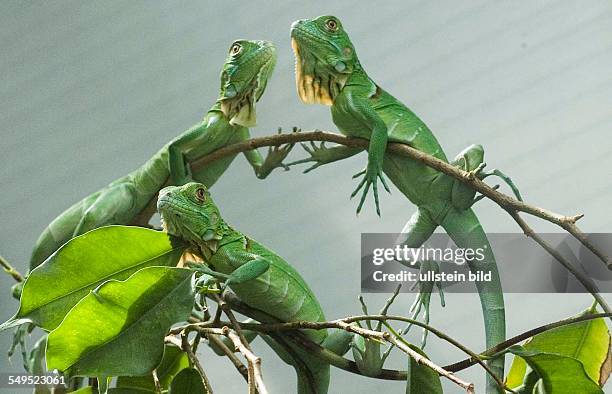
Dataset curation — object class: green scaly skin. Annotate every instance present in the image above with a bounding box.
[29,40,288,270]
[158,182,350,394]
[291,16,507,393]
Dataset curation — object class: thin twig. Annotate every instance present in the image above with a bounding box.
[0,255,24,283]
[166,334,214,393]
[207,314,502,390]
[181,310,612,389]
[176,327,268,394]
[207,333,250,381]
[444,312,612,372]
[224,328,267,394]
[508,210,612,315]
[182,310,478,392]
[333,319,474,392]
[214,293,253,352]
[384,324,475,393]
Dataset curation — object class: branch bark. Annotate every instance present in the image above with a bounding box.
[171,327,268,394]
[0,255,24,283]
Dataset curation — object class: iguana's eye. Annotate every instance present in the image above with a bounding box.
[325,19,338,32]
[195,188,207,202]
[230,43,242,56]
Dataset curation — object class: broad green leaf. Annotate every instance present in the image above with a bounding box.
[46,266,195,377]
[507,345,603,394]
[505,352,528,389]
[116,344,190,391]
[507,309,610,392]
[169,368,207,394]
[0,226,186,331]
[405,344,442,394]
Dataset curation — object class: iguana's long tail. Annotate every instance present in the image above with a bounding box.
[441,207,505,394]
[29,193,100,270]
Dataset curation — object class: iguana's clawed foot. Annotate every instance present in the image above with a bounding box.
[287,140,331,173]
[9,324,30,371]
[352,288,401,376]
[351,163,391,216]
[261,127,296,173]
[403,261,445,348]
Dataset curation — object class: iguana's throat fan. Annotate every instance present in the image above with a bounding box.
[157,183,227,246]
[290,16,356,106]
[219,40,276,127]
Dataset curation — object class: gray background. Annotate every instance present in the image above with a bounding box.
[1,1,611,393]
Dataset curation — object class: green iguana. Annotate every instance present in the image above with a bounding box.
[29,39,289,270]
[157,182,352,394]
[290,16,522,393]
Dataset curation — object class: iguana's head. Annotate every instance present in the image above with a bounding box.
[290,16,358,105]
[157,182,225,244]
[219,40,277,127]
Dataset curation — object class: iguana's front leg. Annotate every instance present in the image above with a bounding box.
[168,122,211,185]
[343,92,392,215]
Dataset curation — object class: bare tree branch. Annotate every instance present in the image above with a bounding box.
[182,334,214,393]
[172,327,268,394]
[0,255,24,283]
[224,327,267,394]
[507,211,612,314]
[165,335,214,393]
[207,333,250,381]
[444,312,612,372]
[178,309,612,389]
[214,293,254,353]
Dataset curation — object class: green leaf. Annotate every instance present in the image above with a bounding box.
[507,309,611,393]
[46,266,195,377]
[507,345,603,393]
[0,226,186,331]
[116,344,190,391]
[169,368,207,394]
[505,351,528,389]
[405,344,442,394]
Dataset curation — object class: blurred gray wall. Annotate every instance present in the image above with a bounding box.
[1,1,611,393]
